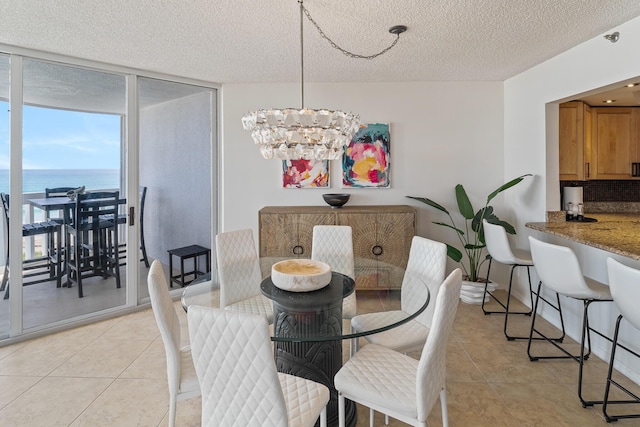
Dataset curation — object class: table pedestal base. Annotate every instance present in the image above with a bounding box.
[272,305,356,427]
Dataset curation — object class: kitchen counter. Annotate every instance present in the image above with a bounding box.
[526,213,640,261]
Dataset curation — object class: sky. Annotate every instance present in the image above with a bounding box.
[0,101,121,170]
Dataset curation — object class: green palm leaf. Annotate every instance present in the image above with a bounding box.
[407,174,530,281]
[455,184,474,219]
[486,174,532,204]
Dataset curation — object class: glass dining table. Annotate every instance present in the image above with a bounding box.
[181,257,431,427]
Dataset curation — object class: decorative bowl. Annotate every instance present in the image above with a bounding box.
[322,193,350,208]
[271,259,332,292]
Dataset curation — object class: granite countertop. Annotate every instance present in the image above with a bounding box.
[526,213,640,261]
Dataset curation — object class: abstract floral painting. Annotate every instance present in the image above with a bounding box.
[282,159,329,188]
[342,123,390,188]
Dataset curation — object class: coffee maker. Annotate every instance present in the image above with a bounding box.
[563,185,596,222]
[564,186,583,219]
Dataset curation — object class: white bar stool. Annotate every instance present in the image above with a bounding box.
[528,236,613,407]
[482,220,535,340]
[603,258,640,422]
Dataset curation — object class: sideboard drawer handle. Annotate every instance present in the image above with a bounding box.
[371,245,383,256]
[293,245,304,255]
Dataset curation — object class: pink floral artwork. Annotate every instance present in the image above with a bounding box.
[282,159,329,188]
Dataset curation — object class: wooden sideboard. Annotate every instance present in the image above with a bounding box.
[258,205,416,290]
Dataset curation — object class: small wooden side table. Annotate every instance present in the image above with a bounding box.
[167,244,211,287]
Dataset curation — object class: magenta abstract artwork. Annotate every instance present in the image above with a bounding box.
[342,123,390,188]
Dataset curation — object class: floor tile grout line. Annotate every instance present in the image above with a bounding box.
[66,377,118,427]
[0,375,47,413]
[453,334,497,386]
[115,339,158,380]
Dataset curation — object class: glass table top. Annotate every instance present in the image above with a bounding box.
[181,257,431,342]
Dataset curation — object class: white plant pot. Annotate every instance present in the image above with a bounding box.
[460,279,496,304]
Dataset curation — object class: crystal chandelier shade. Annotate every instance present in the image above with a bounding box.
[241,0,404,161]
[241,108,361,160]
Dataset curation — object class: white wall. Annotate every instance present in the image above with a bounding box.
[505,16,640,382]
[221,81,509,272]
[140,91,212,265]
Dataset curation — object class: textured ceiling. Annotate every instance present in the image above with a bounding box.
[1,0,640,84]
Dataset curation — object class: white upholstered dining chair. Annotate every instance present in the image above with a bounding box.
[311,225,356,319]
[216,228,274,323]
[147,260,200,427]
[350,235,447,354]
[188,305,329,427]
[335,268,462,427]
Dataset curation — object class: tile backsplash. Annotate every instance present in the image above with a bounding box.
[560,180,640,213]
[560,180,640,202]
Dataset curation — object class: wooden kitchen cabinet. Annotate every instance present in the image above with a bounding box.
[590,107,640,179]
[559,101,592,180]
[258,205,416,290]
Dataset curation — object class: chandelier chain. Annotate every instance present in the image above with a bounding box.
[300,4,400,60]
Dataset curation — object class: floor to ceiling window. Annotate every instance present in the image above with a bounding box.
[0,49,217,340]
[0,53,9,339]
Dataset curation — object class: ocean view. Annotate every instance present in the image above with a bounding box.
[0,169,121,194]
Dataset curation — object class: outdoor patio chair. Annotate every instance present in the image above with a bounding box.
[112,186,148,267]
[65,191,121,297]
[0,192,63,298]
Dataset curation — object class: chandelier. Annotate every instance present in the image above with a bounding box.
[241,0,407,161]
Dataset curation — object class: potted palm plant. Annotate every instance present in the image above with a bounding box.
[407,174,530,283]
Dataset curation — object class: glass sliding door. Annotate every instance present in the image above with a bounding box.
[0,48,218,340]
[0,53,9,338]
[137,77,214,301]
[21,59,127,329]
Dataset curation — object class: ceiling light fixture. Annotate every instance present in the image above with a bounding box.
[604,32,620,43]
[604,99,616,104]
[625,83,639,88]
[241,0,407,160]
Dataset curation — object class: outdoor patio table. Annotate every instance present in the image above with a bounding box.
[28,195,128,287]
[29,196,127,224]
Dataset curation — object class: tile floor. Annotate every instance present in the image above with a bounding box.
[0,289,638,426]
